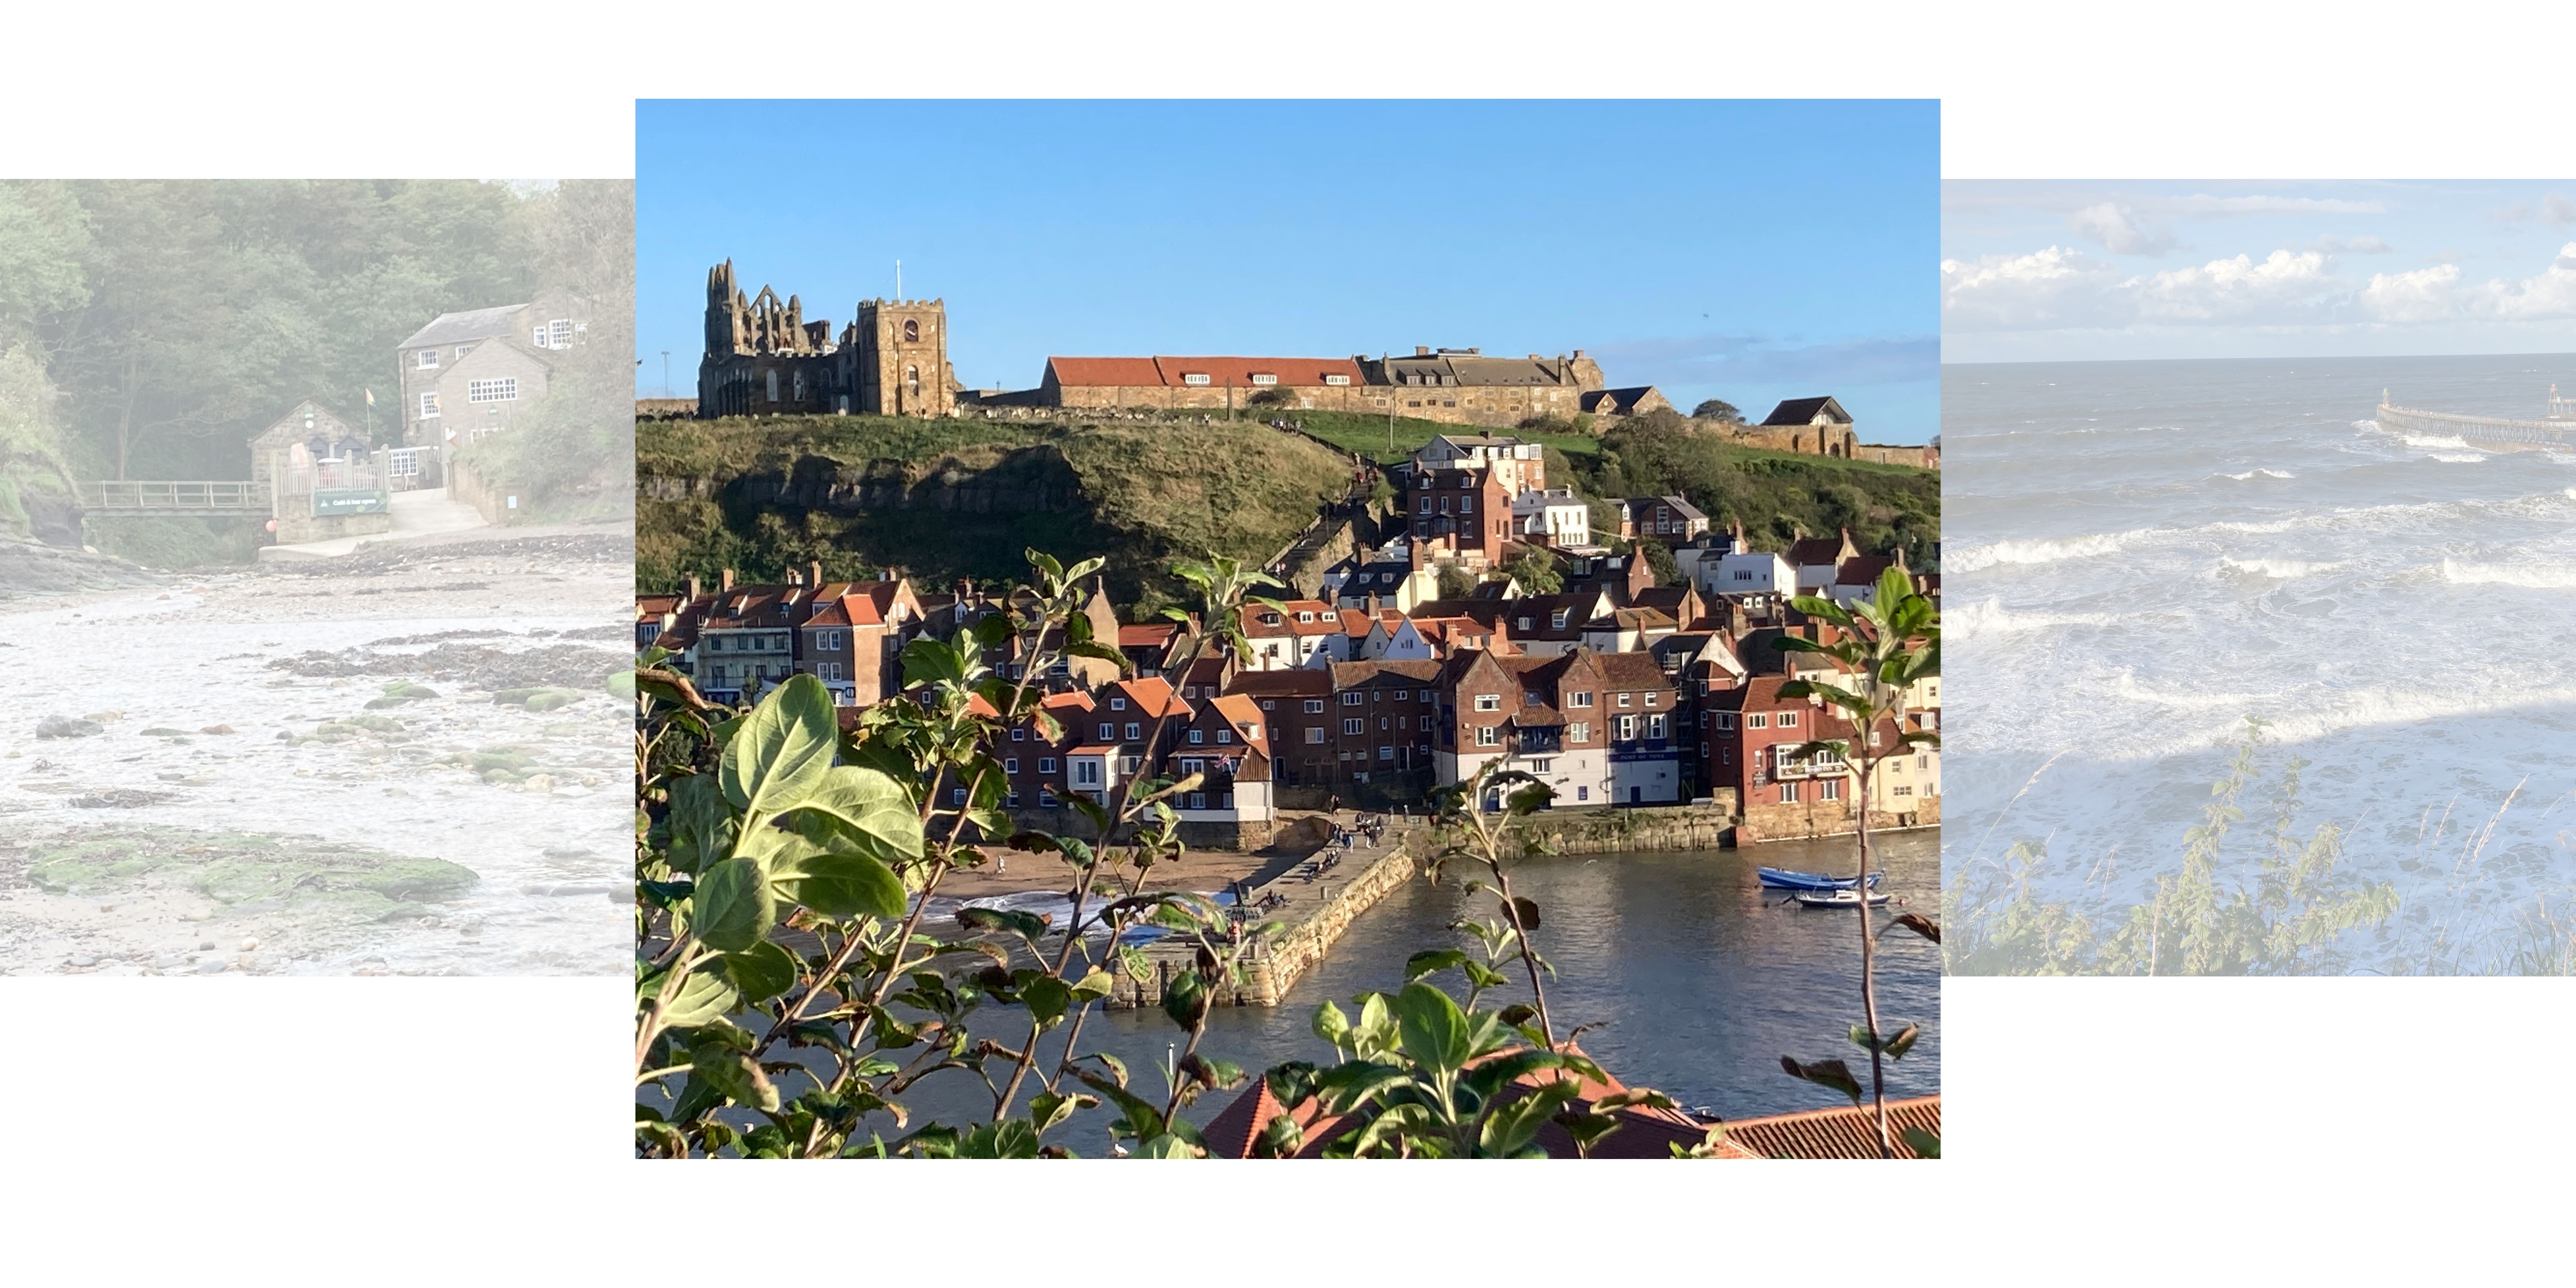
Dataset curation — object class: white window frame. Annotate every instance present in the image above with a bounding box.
[418,392,440,419]
[1182,372,1212,386]
[467,378,518,404]
[1324,373,1350,386]
[1249,373,1277,386]
[1474,694,1501,712]
[415,349,438,370]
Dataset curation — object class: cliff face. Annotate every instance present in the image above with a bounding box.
[637,416,1350,613]
[0,346,82,549]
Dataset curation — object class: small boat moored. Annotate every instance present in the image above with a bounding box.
[1792,888,1892,909]
[1758,866,1885,892]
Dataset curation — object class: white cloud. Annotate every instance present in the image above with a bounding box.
[2130,250,2342,323]
[2067,202,2177,256]
[1939,246,2125,329]
[2491,243,2576,319]
[2359,263,2463,322]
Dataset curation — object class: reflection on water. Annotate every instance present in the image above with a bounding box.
[882,828,1939,1138]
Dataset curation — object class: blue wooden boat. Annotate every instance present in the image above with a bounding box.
[1757,866,1884,892]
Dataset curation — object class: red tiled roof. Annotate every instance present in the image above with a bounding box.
[1719,1095,1939,1159]
[1118,623,1178,648]
[1046,356,1165,387]
[804,600,852,628]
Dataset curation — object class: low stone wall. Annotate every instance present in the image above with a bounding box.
[447,456,520,526]
[1102,839,1420,1010]
[1455,800,1744,859]
[1740,795,1939,843]
[274,504,391,544]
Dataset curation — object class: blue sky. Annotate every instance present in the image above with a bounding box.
[1944,180,2576,363]
[638,100,1938,442]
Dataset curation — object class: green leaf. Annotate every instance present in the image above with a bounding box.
[719,673,837,817]
[770,840,907,920]
[778,765,924,863]
[1393,981,1471,1074]
[1068,968,1117,1003]
[1029,1091,1095,1136]
[1779,1055,1864,1105]
[664,774,732,876]
[957,905,1051,946]
[1021,974,1073,1026]
[719,939,801,1003]
[1163,969,1210,1031]
[1133,1133,1203,1159]
[1403,948,1469,983]
[1885,1024,1922,1061]
[1901,1126,1941,1159]
[656,968,739,1029]
[692,858,774,953]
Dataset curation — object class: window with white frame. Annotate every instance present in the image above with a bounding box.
[467,378,518,404]
[1475,726,1499,746]
[1303,699,1325,714]
[1780,780,1801,803]
[1748,713,1768,729]
[1820,777,1841,801]
[1123,723,1140,741]
[1074,761,1100,786]
[1474,694,1500,712]
[1306,727,1324,744]
[1004,758,1019,774]
[416,350,438,369]
[455,344,473,359]
[1342,692,1364,706]
[1779,711,1798,728]
[1342,718,1364,735]
[1039,757,1056,774]
[1182,372,1211,386]
[1324,373,1349,386]
[418,392,440,419]
[1249,373,1277,386]
[1569,691,1592,708]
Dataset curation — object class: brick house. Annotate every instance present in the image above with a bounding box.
[1701,671,1939,838]
[1063,677,1190,807]
[1239,599,1349,671]
[398,300,586,449]
[1222,669,1333,786]
[1358,349,1607,430]
[1434,647,1675,809]
[1169,693,1276,823]
[1408,463,1516,568]
[1609,495,1711,543]
[1324,659,1444,782]
[796,576,926,707]
[998,690,1094,809]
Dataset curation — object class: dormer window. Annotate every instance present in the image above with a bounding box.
[1296,611,1314,623]
[1324,374,1350,386]
[1249,373,1277,386]
[1182,372,1212,386]
[455,344,473,359]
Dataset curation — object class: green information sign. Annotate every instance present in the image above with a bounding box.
[312,489,387,516]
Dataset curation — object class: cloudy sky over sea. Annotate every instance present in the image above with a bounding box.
[1944,181,2576,363]
[639,100,1939,442]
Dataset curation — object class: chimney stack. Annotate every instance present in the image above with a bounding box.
[809,559,824,588]
[686,574,702,600]
[1415,345,1430,357]
[720,568,736,593]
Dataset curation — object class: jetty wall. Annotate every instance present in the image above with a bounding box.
[2379,403,2576,451]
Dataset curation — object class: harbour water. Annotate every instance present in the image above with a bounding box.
[875,828,1940,1140]
[1945,354,2576,973]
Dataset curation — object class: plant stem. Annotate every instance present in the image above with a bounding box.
[1856,739,1891,1159]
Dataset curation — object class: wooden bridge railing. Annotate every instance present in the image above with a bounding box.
[75,480,270,514]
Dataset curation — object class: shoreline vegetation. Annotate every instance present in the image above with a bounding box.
[1942,715,2576,975]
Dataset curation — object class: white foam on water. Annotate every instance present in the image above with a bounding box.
[2427,451,2489,464]
[2217,556,2343,579]
[2401,432,2472,450]
[1948,530,2142,573]
[1948,597,2123,641]
[2213,468,2296,481]
[2440,558,2576,590]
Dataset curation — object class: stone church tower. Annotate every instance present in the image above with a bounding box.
[843,298,954,416]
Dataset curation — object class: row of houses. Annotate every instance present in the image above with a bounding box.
[641,534,1934,842]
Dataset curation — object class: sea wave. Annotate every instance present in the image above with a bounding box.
[1947,531,2143,574]
[2426,451,2489,464]
[2217,556,2343,579]
[2401,432,2472,450]
[1948,597,2125,641]
[2213,468,2296,481]
[2440,558,2576,590]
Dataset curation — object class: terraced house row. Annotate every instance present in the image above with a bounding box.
[639,536,1935,845]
